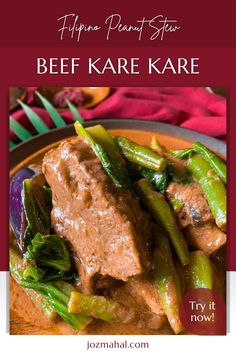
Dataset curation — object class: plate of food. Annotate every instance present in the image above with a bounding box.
[9,118,226,335]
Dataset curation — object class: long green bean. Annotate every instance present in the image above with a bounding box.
[21,279,91,330]
[181,251,214,291]
[68,291,133,322]
[74,122,132,189]
[86,125,124,164]
[117,136,167,172]
[135,179,189,265]
[187,154,226,230]
[140,168,169,193]
[154,235,184,334]
[193,141,226,183]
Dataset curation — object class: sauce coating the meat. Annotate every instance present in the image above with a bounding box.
[166,182,226,254]
[104,276,166,330]
[42,137,152,294]
[184,223,226,255]
[166,182,214,228]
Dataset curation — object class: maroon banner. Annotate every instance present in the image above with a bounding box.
[0,0,235,47]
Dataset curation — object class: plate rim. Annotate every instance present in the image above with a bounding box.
[10,118,226,170]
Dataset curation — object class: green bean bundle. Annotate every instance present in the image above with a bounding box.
[187,154,226,231]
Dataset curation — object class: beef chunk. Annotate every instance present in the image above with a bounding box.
[42,137,152,294]
[184,223,226,255]
[166,182,214,228]
[104,276,166,330]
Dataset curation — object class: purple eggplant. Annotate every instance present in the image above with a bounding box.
[10,168,35,248]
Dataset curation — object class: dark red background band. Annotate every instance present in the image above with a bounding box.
[0,0,235,47]
[0,46,235,270]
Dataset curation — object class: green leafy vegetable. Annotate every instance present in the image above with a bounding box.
[43,185,52,205]
[22,178,51,247]
[10,246,91,330]
[140,168,169,193]
[23,264,46,282]
[86,124,124,164]
[21,279,91,330]
[167,164,193,185]
[25,233,71,272]
[193,141,226,183]
[22,178,75,283]
[74,121,132,189]
[10,246,56,319]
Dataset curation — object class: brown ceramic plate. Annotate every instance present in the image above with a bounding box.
[10,119,226,335]
[10,119,226,171]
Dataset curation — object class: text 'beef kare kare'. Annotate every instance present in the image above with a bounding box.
[10,122,226,335]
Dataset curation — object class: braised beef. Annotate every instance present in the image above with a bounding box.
[104,276,166,330]
[166,182,214,228]
[42,137,152,294]
[184,223,226,255]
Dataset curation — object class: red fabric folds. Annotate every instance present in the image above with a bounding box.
[10,87,226,141]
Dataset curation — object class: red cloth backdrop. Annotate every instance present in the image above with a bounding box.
[10,87,226,141]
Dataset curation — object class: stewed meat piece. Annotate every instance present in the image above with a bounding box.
[184,223,226,255]
[166,182,214,228]
[42,137,152,294]
[166,182,226,254]
[104,275,166,330]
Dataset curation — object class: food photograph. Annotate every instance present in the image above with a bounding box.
[9,86,227,335]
